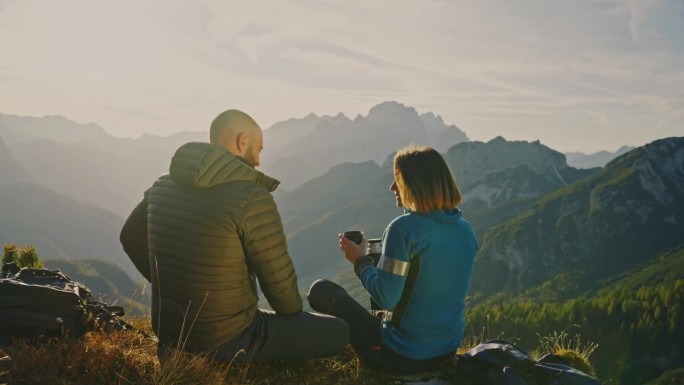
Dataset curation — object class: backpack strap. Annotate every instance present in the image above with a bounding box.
[85,299,157,342]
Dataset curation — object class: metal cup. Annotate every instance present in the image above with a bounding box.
[366,238,383,314]
[367,238,382,257]
[343,230,363,245]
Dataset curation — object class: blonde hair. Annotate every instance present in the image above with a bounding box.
[393,145,462,213]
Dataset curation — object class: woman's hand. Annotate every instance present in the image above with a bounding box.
[339,233,367,264]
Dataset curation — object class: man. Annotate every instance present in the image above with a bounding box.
[120,109,349,362]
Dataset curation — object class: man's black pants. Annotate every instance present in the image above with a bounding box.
[159,309,349,364]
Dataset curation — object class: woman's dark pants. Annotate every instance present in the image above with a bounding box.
[307,279,452,375]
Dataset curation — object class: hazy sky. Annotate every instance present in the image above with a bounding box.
[1,0,682,152]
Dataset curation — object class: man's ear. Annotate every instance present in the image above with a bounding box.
[235,131,249,156]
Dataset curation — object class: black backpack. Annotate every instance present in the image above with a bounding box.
[457,339,601,385]
[0,263,134,340]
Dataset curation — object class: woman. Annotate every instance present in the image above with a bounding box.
[308,145,478,375]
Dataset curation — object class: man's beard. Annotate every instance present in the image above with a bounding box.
[243,144,258,167]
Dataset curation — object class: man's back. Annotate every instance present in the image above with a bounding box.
[146,142,301,349]
[122,111,348,362]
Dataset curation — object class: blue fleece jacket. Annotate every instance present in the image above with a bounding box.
[354,208,478,360]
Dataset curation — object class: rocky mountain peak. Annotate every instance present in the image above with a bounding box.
[260,101,470,190]
[472,136,684,295]
[445,137,569,187]
[364,101,423,130]
[421,112,469,152]
[630,137,684,213]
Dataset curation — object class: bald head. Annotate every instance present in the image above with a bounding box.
[210,109,259,144]
[210,109,263,167]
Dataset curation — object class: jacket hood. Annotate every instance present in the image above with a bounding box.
[168,142,280,191]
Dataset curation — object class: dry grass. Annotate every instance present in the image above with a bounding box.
[1,317,599,385]
[2,318,157,385]
[1,317,399,385]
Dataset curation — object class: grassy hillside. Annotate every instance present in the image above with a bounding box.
[472,137,684,295]
[0,316,603,385]
[466,245,684,385]
[644,368,684,385]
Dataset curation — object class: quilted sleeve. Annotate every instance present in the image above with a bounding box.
[240,188,303,314]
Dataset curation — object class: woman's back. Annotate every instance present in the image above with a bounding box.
[308,144,479,375]
[377,209,477,360]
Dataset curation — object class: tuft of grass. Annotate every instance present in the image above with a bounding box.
[552,349,596,377]
[536,329,598,376]
[154,347,232,385]
[459,314,516,354]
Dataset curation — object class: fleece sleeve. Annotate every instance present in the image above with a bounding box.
[355,224,412,310]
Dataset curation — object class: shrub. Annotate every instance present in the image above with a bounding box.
[2,243,44,269]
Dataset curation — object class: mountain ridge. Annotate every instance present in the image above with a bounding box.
[260,101,469,190]
[280,136,599,287]
[0,102,469,212]
[471,136,684,295]
[0,182,137,278]
[0,112,111,144]
[565,145,635,169]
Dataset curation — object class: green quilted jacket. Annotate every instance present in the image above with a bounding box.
[124,142,302,349]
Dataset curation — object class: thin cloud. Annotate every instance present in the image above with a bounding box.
[0,0,681,152]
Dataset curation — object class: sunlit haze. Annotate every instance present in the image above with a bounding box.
[1,0,682,152]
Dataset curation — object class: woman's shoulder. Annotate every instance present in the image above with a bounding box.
[388,210,418,225]
[389,209,474,233]
[387,211,434,236]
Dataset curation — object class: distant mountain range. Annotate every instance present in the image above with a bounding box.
[279,136,599,287]
[0,181,137,276]
[0,136,139,277]
[260,101,469,190]
[0,102,467,214]
[0,105,642,285]
[0,112,111,144]
[4,128,205,215]
[565,145,635,169]
[43,258,149,315]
